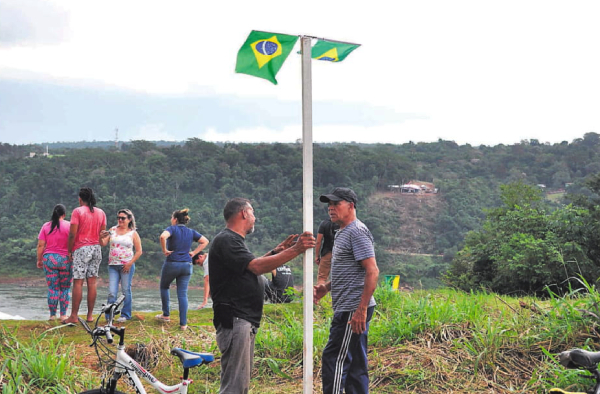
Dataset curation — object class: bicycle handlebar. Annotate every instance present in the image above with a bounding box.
[82,295,127,346]
[102,295,126,319]
[105,328,114,344]
[90,326,117,344]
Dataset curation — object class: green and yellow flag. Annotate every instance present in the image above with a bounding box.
[311,40,360,62]
[235,30,299,84]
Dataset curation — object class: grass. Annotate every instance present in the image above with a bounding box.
[2,283,600,393]
[0,330,93,393]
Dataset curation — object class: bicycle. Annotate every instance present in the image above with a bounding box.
[550,348,600,394]
[77,295,214,394]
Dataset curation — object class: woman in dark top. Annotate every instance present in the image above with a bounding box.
[156,208,209,330]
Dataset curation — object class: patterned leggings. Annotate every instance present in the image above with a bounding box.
[42,253,73,316]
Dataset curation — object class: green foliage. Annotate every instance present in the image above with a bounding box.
[5,285,600,392]
[376,252,446,289]
[446,181,600,295]
[5,135,600,291]
[0,330,91,393]
[0,139,433,281]
[367,284,600,392]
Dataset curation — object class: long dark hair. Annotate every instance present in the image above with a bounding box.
[48,204,66,235]
[79,187,97,212]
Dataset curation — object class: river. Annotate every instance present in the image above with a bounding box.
[0,284,210,320]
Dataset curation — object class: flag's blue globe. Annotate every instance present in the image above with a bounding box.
[255,41,279,56]
[318,57,335,61]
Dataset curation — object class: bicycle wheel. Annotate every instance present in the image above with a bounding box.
[78,389,126,394]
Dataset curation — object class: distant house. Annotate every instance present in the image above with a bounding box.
[27,146,49,158]
[401,184,421,193]
[388,185,401,192]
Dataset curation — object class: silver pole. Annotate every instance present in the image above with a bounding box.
[301,35,314,394]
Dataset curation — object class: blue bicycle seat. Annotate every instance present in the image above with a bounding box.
[171,348,214,368]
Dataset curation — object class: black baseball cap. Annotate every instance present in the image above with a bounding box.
[319,187,358,206]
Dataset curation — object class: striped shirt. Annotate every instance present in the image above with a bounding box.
[330,219,377,313]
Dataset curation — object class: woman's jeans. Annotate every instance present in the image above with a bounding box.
[160,261,193,326]
[107,264,135,320]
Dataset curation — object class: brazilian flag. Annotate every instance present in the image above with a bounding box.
[235,30,299,85]
[311,40,360,62]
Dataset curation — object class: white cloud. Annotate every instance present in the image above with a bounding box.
[202,125,301,144]
[204,116,599,147]
[0,0,70,46]
[1,0,600,146]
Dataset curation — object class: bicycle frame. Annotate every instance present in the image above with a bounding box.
[81,296,213,394]
[111,344,192,394]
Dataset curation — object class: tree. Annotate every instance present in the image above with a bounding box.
[446,181,600,295]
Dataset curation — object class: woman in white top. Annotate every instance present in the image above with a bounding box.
[100,209,142,322]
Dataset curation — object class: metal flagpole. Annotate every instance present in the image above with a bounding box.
[300,35,314,394]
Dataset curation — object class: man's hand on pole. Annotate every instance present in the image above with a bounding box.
[291,231,316,253]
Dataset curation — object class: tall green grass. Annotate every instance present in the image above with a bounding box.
[4,281,600,393]
[255,297,333,379]
[0,328,91,393]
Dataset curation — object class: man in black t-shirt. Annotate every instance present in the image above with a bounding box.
[315,217,340,285]
[263,264,294,303]
[209,197,315,394]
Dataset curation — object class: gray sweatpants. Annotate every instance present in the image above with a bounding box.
[216,317,257,394]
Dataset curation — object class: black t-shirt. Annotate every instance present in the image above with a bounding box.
[272,265,294,293]
[209,228,264,326]
[318,219,340,257]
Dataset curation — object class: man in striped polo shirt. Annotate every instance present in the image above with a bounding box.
[314,187,380,394]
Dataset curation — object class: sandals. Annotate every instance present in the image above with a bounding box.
[155,314,171,322]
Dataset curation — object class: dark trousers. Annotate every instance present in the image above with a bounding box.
[321,306,375,394]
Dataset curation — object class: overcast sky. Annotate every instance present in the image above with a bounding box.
[1,0,599,146]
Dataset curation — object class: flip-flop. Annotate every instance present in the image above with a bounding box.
[155,314,171,322]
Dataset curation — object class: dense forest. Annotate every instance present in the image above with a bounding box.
[2,133,600,291]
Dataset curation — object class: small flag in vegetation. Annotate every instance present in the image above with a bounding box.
[235,30,299,84]
[311,40,360,62]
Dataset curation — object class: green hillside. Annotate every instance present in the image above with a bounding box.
[2,134,600,288]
